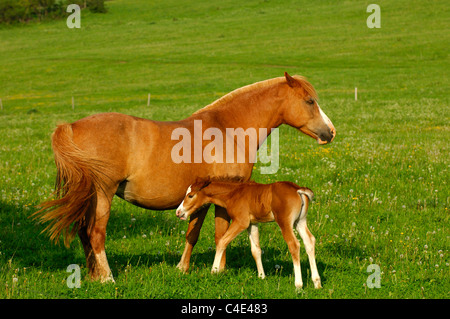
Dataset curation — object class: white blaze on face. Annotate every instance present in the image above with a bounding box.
[176,185,192,220]
[176,200,188,220]
[316,103,336,143]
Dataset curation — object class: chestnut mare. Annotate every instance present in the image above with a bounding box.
[34,72,335,282]
[176,179,321,289]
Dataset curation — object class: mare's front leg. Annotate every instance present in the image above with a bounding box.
[177,205,209,273]
[212,219,246,274]
[247,224,265,279]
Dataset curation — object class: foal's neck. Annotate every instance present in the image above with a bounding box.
[203,182,242,209]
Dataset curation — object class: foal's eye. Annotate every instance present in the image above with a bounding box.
[188,194,194,198]
[306,99,314,105]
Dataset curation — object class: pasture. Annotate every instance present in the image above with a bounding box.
[0,0,448,299]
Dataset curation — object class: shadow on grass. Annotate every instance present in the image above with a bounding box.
[3,200,331,288]
[0,201,84,271]
[108,242,330,287]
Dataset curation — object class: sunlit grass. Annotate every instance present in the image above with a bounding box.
[0,0,448,299]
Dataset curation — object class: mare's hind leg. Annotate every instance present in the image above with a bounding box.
[78,190,115,282]
[177,205,209,272]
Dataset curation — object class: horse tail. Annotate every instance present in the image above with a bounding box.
[33,123,110,247]
[297,187,314,219]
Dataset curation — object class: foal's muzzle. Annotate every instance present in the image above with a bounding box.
[176,208,188,220]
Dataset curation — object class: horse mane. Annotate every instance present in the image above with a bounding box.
[192,175,248,186]
[190,175,253,192]
[193,75,317,115]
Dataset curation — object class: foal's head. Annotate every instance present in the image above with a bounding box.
[176,180,211,220]
[282,72,336,144]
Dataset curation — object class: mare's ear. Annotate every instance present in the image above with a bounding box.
[284,72,296,88]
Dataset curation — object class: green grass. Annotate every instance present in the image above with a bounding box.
[0,0,448,299]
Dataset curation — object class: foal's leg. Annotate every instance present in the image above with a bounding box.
[78,190,114,282]
[247,224,265,279]
[296,220,321,288]
[212,220,247,274]
[296,192,322,289]
[278,220,302,289]
[214,206,230,271]
[177,205,209,273]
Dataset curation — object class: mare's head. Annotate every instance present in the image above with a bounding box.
[176,180,211,220]
[281,72,336,144]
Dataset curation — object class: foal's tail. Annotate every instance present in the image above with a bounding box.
[33,123,110,247]
[297,187,314,219]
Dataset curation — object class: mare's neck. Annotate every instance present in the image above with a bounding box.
[191,79,286,146]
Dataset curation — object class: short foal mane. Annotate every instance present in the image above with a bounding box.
[193,75,317,115]
[190,175,252,192]
[192,175,247,186]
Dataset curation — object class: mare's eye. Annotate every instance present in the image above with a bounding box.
[188,194,194,198]
[306,99,314,105]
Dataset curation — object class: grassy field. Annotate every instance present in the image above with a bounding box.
[0,0,448,299]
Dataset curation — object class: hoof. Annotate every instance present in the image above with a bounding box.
[313,277,322,289]
[295,282,303,291]
[176,262,189,273]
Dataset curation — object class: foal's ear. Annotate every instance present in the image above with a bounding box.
[200,180,211,190]
[284,72,296,88]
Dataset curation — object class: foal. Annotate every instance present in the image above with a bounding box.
[176,179,322,289]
